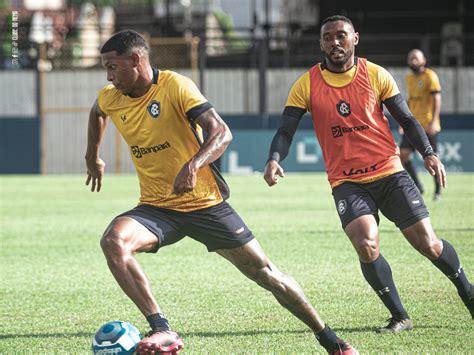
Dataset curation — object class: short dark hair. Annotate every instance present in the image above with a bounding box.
[320,15,354,31]
[100,30,149,55]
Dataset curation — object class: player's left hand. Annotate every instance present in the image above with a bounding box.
[424,154,447,188]
[173,161,198,195]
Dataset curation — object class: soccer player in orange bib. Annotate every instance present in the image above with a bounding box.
[264,15,473,333]
[400,49,442,200]
[86,30,357,355]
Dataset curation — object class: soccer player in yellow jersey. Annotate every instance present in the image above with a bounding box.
[85,30,357,355]
[264,15,473,334]
[400,49,442,200]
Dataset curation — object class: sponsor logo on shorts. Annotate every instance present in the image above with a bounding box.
[336,99,351,117]
[235,227,245,235]
[331,124,369,138]
[337,199,347,215]
[131,141,171,158]
[343,164,378,176]
[412,200,420,205]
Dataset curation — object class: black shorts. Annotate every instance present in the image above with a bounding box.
[400,132,439,152]
[115,202,254,252]
[332,171,429,230]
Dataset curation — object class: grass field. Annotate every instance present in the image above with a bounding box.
[1,173,473,354]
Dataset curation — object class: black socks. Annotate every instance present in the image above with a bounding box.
[146,313,171,332]
[315,325,345,352]
[361,254,409,320]
[431,240,472,296]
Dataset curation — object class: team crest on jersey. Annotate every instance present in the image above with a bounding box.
[418,79,424,88]
[147,100,161,119]
[337,199,347,215]
[336,100,351,117]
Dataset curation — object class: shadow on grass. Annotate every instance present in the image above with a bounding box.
[0,323,451,340]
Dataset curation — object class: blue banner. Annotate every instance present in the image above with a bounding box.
[221,130,474,173]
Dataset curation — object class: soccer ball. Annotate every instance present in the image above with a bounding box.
[92,321,142,354]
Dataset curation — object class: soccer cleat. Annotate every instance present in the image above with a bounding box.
[433,193,441,201]
[459,284,474,319]
[136,330,184,354]
[376,317,413,334]
[329,342,359,355]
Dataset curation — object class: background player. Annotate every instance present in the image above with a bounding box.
[86,30,357,355]
[400,48,442,200]
[264,15,474,333]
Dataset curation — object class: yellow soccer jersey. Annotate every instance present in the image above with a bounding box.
[98,69,226,212]
[286,58,399,111]
[405,67,442,132]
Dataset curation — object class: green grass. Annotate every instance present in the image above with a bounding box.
[1,173,473,354]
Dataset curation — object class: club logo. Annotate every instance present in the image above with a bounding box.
[336,100,351,117]
[147,100,161,119]
[337,199,347,215]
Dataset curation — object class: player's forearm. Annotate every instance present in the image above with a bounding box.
[384,94,434,157]
[268,106,304,163]
[432,92,441,123]
[191,126,232,170]
[86,105,108,159]
[190,109,232,170]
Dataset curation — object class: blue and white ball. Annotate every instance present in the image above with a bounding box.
[92,321,142,354]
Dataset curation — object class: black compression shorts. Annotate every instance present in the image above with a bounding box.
[332,171,429,230]
[115,202,254,252]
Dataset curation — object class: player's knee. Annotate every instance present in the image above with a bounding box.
[254,266,284,292]
[417,238,443,259]
[354,237,379,262]
[100,227,128,256]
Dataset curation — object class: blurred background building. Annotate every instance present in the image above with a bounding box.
[0,0,473,174]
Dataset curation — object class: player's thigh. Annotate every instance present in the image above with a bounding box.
[103,216,160,253]
[181,202,255,252]
[107,205,185,253]
[377,171,429,230]
[332,182,379,230]
[399,135,414,161]
[216,238,270,278]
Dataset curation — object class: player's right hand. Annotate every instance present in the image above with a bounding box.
[424,154,447,188]
[264,160,285,186]
[86,157,106,192]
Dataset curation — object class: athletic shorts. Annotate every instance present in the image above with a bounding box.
[115,201,254,252]
[400,132,439,152]
[332,171,429,230]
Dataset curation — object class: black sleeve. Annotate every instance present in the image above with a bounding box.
[267,106,306,163]
[186,102,213,122]
[383,94,435,158]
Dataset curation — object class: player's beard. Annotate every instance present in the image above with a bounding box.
[409,64,423,73]
[326,47,354,69]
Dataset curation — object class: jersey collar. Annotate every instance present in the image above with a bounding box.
[152,68,159,84]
